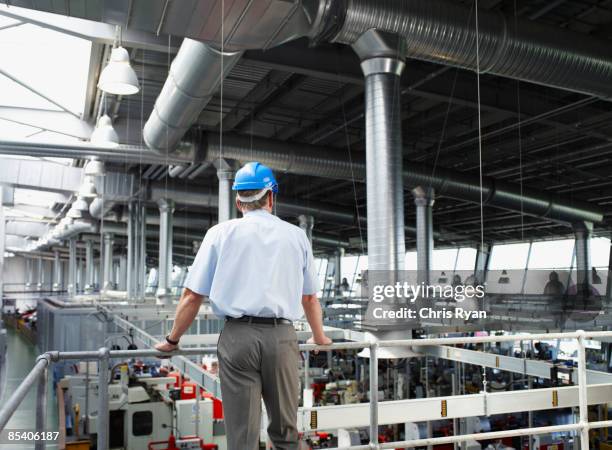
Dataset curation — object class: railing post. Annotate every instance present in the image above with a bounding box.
[369,343,379,449]
[97,347,110,450]
[34,354,50,450]
[577,331,589,450]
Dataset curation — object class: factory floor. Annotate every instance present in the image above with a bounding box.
[2,327,58,449]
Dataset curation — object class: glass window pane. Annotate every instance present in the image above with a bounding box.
[405,251,417,270]
[432,249,458,270]
[455,248,477,270]
[591,237,610,269]
[489,243,531,270]
[528,239,574,269]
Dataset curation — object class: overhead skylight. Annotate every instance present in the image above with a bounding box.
[0,17,91,135]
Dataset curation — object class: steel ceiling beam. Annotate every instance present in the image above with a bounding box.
[0,5,181,53]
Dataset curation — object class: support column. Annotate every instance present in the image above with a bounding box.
[52,250,62,291]
[217,168,235,223]
[139,204,147,299]
[68,238,77,295]
[0,189,5,312]
[36,257,43,291]
[334,247,344,296]
[413,186,435,286]
[156,199,174,302]
[474,242,491,286]
[298,215,315,245]
[25,258,32,290]
[126,201,136,299]
[573,222,593,296]
[102,233,114,291]
[84,240,95,293]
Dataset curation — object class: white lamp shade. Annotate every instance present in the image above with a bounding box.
[91,115,119,147]
[72,196,90,212]
[84,159,106,177]
[98,46,140,95]
[78,179,98,198]
[67,206,83,219]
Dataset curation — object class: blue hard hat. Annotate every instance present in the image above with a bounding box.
[232,162,278,193]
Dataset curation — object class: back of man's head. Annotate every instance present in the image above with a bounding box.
[236,189,271,211]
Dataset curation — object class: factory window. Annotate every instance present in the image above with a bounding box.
[132,411,153,436]
[405,251,417,270]
[489,243,531,270]
[455,248,477,270]
[528,239,574,269]
[432,249,458,270]
[591,237,611,269]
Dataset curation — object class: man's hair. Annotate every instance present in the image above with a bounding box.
[236,189,271,211]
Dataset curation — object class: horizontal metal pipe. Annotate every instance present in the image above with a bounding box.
[204,132,603,224]
[0,139,196,165]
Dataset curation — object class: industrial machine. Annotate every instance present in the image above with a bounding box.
[58,361,226,450]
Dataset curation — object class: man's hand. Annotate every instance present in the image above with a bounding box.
[155,341,178,356]
[307,334,332,354]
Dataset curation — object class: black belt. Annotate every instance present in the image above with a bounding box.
[226,315,292,325]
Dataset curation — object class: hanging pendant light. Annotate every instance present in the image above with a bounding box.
[78,175,98,198]
[90,114,119,147]
[84,159,106,177]
[98,46,140,95]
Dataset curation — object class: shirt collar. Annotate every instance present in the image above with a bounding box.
[243,209,272,217]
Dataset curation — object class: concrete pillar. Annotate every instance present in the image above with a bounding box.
[84,240,95,293]
[298,215,315,245]
[68,238,77,295]
[217,168,235,223]
[118,255,127,291]
[102,233,114,291]
[52,250,62,291]
[25,258,32,290]
[413,186,435,286]
[156,199,174,302]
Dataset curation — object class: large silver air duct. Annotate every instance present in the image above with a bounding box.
[143,39,242,154]
[331,0,612,99]
[353,31,406,272]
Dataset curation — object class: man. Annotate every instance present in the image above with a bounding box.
[155,161,332,450]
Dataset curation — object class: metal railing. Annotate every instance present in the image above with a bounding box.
[1,331,612,450]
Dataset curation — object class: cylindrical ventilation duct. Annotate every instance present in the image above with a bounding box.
[217,169,235,223]
[156,199,174,302]
[573,222,593,295]
[143,39,242,154]
[84,239,94,293]
[204,133,603,224]
[413,186,435,285]
[102,233,114,291]
[331,0,612,99]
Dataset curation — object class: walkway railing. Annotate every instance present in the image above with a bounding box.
[1,331,612,450]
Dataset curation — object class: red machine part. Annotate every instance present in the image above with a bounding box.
[181,382,197,400]
[201,391,224,419]
[148,435,218,450]
[167,371,182,389]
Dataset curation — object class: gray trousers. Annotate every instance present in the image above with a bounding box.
[217,320,300,450]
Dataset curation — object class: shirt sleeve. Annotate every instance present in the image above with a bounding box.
[301,232,319,295]
[184,228,218,296]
